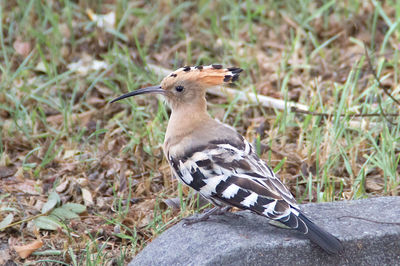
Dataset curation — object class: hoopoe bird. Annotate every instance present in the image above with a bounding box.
[111,64,343,255]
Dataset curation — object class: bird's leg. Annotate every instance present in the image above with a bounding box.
[183,206,232,226]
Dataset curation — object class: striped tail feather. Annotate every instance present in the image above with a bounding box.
[280,211,343,255]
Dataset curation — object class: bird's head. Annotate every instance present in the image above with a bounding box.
[111,65,242,110]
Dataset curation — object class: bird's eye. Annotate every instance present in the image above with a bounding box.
[175,85,184,92]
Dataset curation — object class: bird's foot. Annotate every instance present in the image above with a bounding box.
[183,206,232,226]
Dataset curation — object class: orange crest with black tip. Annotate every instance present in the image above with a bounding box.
[160,64,243,90]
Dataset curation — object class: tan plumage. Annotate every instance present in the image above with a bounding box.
[111,64,343,255]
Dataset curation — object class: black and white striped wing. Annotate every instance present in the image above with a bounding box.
[168,137,345,254]
[168,137,300,222]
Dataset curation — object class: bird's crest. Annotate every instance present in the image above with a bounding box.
[110,64,243,104]
[161,64,243,89]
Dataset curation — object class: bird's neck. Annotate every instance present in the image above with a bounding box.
[164,97,211,151]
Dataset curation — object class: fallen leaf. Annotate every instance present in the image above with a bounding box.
[366,178,383,191]
[67,60,108,75]
[77,178,88,186]
[13,180,41,195]
[14,167,24,180]
[59,23,71,39]
[67,54,108,75]
[95,85,113,95]
[0,152,11,166]
[130,199,155,227]
[55,179,69,193]
[61,163,76,172]
[0,166,16,179]
[163,197,180,211]
[0,213,14,231]
[13,38,31,57]
[46,110,96,126]
[34,61,47,73]
[13,240,43,259]
[63,150,80,160]
[81,188,94,206]
[86,9,115,29]
[33,200,45,212]
[87,96,105,107]
[0,248,11,265]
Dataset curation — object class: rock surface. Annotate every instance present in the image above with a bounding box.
[129,197,400,266]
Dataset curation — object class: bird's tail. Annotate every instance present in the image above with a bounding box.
[280,211,343,255]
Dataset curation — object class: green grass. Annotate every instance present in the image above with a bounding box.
[0,0,399,264]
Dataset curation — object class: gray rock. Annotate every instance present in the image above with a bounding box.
[129,197,400,266]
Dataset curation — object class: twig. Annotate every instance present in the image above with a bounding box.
[89,150,113,171]
[291,107,399,117]
[132,171,150,178]
[377,95,397,126]
[364,44,399,126]
[338,215,400,225]
[147,64,309,112]
[2,213,46,230]
[364,44,400,106]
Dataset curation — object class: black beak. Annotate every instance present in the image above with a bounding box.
[110,85,164,103]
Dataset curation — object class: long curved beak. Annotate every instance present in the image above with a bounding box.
[110,85,164,103]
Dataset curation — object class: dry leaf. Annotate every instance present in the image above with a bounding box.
[163,197,180,211]
[55,179,69,193]
[82,188,94,206]
[47,110,95,126]
[0,166,16,179]
[14,167,24,180]
[34,61,47,73]
[63,150,80,160]
[13,38,31,57]
[33,200,45,212]
[59,23,71,40]
[86,9,115,30]
[0,152,11,166]
[67,54,108,75]
[366,178,383,191]
[130,199,155,227]
[13,240,43,259]
[95,85,113,95]
[0,248,12,265]
[87,97,105,107]
[60,163,77,172]
[12,180,41,195]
